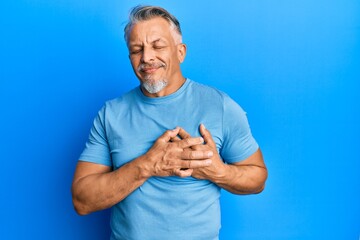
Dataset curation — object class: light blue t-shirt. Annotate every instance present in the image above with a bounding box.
[79,79,259,240]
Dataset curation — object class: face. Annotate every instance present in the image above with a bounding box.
[127,17,186,96]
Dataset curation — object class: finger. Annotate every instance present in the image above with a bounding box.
[157,128,180,143]
[177,137,204,149]
[174,168,193,178]
[181,159,212,169]
[181,149,213,160]
[199,124,216,148]
[191,144,207,151]
[177,127,192,139]
[170,135,181,142]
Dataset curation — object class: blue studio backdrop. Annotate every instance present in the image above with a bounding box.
[1,0,359,239]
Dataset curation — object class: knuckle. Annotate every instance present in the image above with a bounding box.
[186,161,193,169]
[183,149,197,160]
[189,151,196,159]
[165,130,173,136]
[191,151,200,159]
[184,138,191,145]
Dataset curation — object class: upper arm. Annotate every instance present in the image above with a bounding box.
[72,161,112,186]
[79,106,112,167]
[221,95,259,163]
[231,148,268,189]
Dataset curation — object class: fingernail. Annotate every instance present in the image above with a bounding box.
[201,124,206,129]
[207,151,213,157]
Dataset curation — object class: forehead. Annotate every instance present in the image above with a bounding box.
[128,17,174,44]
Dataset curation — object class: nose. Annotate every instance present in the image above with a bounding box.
[141,47,155,63]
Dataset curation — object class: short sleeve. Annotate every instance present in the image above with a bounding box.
[220,95,259,164]
[79,106,112,166]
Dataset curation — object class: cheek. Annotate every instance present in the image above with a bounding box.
[130,57,140,70]
[161,52,176,66]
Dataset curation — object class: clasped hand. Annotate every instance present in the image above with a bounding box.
[144,125,224,180]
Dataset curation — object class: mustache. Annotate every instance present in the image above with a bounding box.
[138,62,165,72]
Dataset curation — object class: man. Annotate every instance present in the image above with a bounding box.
[72,5,267,240]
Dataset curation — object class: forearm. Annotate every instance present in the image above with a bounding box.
[72,156,148,215]
[211,163,268,195]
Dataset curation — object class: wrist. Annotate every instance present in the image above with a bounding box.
[209,162,229,184]
[132,154,153,180]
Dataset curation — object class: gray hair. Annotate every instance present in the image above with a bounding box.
[124,5,182,44]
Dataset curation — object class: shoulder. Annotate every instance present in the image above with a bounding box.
[98,87,139,118]
[188,80,246,117]
[106,87,138,107]
[187,80,230,102]
[187,80,242,113]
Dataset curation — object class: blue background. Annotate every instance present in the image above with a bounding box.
[1,0,359,239]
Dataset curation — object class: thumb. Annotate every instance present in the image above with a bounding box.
[199,124,216,148]
[158,127,180,143]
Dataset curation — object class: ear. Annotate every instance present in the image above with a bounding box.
[177,43,187,63]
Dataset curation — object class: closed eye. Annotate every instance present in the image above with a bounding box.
[154,45,166,50]
[130,49,142,55]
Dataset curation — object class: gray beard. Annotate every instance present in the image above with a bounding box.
[142,77,168,94]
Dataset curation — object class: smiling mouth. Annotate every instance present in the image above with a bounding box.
[142,68,159,74]
[138,63,165,74]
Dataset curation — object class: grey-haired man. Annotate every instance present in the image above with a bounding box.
[72,5,267,240]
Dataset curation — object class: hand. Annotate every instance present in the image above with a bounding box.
[143,128,213,178]
[175,125,226,181]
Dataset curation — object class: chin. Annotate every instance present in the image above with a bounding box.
[142,78,168,94]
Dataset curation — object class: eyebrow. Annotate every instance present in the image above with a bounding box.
[129,38,167,47]
[152,38,163,44]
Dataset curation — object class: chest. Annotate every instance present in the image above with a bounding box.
[106,104,223,169]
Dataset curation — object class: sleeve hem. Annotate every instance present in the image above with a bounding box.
[222,145,259,164]
[78,154,112,167]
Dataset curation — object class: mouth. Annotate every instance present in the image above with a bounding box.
[138,63,165,74]
[141,67,159,74]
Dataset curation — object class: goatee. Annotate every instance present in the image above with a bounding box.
[142,76,168,94]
